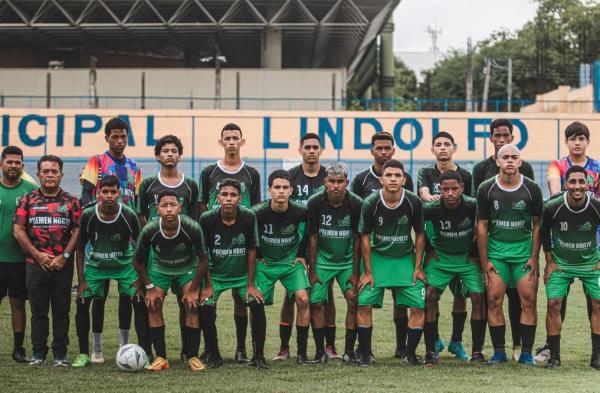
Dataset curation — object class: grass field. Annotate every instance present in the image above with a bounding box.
[1,272,599,393]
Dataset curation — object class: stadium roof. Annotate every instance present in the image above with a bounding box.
[0,0,398,73]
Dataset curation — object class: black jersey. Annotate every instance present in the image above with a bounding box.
[199,162,261,209]
[417,164,473,197]
[351,165,414,199]
[288,164,326,206]
[472,156,535,193]
[138,173,200,220]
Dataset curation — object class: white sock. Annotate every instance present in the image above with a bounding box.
[119,329,130,347]
[92,333,102,354]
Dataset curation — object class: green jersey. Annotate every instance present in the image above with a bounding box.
[253,200,307,265]
[306,190,362,268]
[477,175,543,262]
[358,190,424,258]
[541,193,600,271]
[138,173,200,221]
[0,179,37,263]
[199,206,258,279]
[135,215,205,276]
[288,164,326,206]
[199,162,261,209]
[79,203,140,268]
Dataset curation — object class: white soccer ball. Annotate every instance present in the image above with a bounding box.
[116,344,148,372]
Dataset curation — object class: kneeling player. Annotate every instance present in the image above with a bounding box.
[357,159,426,366]
[133,190,208,372]
[422,170,486,366]
[253,170,311,365]
[541,165,600,369]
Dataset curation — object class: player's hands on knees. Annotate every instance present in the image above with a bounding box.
[544,260,561,284]
[77,281,91,302]
[182,288,200,311]
[145,287,165,312]
[524,257,539,281]
[129,278,144,300]
[294,257,308,271]
[358,272,373,292]
[412,267,427,285]
[200,284,214,304]
[309,272,321,287]
[482,261,498,286]
[246,285,264,304]
[347,273,359,289]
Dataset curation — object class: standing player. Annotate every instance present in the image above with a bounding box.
[540,165,600,368]
[133,190,208,372]
[307,162,361,363]
[0,146,37,363]
[356,159,425,367]
[477,144,543,365]
[253,170,311,365]
[80,117,142,364]
[472,118,536,361]
[199,179,267,369]
[422,170,487,366]
[72,176,147,367]
[351,131,414,358]
[417,131,472,360]
[199,123,260,363]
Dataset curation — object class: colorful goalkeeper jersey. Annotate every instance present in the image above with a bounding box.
[546,156,600,197]
[288,164,326,206]
[199,161,261,209]
[138,173,200,221]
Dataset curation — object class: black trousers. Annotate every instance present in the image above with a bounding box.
[26,262,74,357]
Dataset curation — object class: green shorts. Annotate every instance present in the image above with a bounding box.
[148,267,195,296]
[255,262,309,305]
[546,269,600,300]
[358,281,425,309]
[490,259,531,287]
[425,254,484,295]
[309,265,354,304]
[205,275,248,306]
[83,264,137,299]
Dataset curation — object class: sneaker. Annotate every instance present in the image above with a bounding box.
[518,352,536,366]
[394,346,406,359]
[358,353,374,367]
[12,347,29,364]
[489,351,508,364]
[296,353,311,365]
[590,352,600,369]
[534,344,551,363]
[204,352,223,369]
[53,356,69,367]
[188,356,207,372]
[91,351,105,364]
[273,347,290,361]
[28,355,46,366]
[545,353,561,369]
[424,351,437,368]
[325,345,341,360]
[72,354,91,368]
[235,349,250,364]
[313,350,328,364]
[512,345,522,362]
[405,353,421,366]
[342,351,357,364]
[469,352,488,364]
[248,356,270,370]
[146,356,169,371]
[448,341,469,361]
[434,338,445,358]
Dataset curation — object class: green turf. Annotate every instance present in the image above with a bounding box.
[1,275,599,393]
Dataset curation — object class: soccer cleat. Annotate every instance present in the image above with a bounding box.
[11,347,29,364]
[534,344,551,363]
[53,356,69,367]
[28,354,46,366]
[448,341,469,361]
[313,350,328,364]
[146,356,170,371]
[358,353,374,367]
[424,351,437,368]
[71,354,91,368]
[91,351,105,364]
[518,352,536,366]
[204,352,223,369]
[199,350,209,363]
[248,356,270,370]
[235,349,251,364]
[469,352,488,364]
[489,351,508,364]
[590,352,600,370]
[325,345,341,360]
[394,346,407,359]
[296,353,311,366]
[512,345,522,362]
[188,356,207,372]
[342,351,357,364]
[180,352,189,364]
[434,338,445,358]
[273,347,291,361]
[545,354,561,369]
[405,353,421,366]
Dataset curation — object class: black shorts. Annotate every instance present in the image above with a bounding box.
[0,262,28,300]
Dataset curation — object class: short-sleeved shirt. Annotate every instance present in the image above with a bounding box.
[253,200,307,265]
[546,156,600,197]
[541,193,600,271]
[14,188,81,265]
[417,164,473,197]
[199,161,261,210]
[476,175,543,262]
[0,179,37,263]
[306,190,362,268]
[134,215,205,276]
[288,164,326,206]
[79,203,140,268]
[472,156,535,194]
[80,151,142,209]
[199,206,258,279]
[351,165,414,199]
[138,173,200,221]
[358,190,424,258]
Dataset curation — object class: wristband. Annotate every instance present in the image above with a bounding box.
[145,283,155,290]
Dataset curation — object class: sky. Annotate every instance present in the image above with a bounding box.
[393,0,539,53]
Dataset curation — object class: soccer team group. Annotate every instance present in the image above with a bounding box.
[1,117,600,372]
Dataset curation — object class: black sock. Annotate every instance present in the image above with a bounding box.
[13,331,25,350]
[312,327,325,354]
[406,327,423,356]
[424,321,437,353]
[471,319,486,353]
[489,325,506,353]
[249,303,266,358]
[199,306,219,355]
[75,298,92,355]
[357,326,372,357]
[586,295,593,323]
[393,316,408,350]
[280,323,292,350]
[435,312,440,340]
[592,333,600,355]
[325,325,336,348]
[91,298,105,334]
[547,334,560,356]
[177,297,187,355]
[296,325,309,357]
[451,312,467,342]
[185,327,201,359]
[506,288,521,347]
[149,326,166,359]
[131,298,151,357]
[560,296,568,323]
[344,329,357,354]
[520,323,536,354]
[118,295,132,330]
[234,315,248,352]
